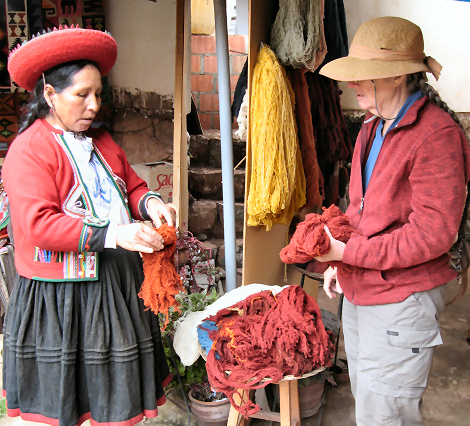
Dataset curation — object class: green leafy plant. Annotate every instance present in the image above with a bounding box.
[0,398,6,417]
[175,228,220,291]
[160,289,220,395]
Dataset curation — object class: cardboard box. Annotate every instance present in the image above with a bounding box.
[131,162,173,203]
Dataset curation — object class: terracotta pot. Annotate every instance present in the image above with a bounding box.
[188,389,231,426]
[299,380,325,418]
[333,359,349,383]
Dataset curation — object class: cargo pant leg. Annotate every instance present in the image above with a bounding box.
[342,286,445,426]
[342,296,359,398]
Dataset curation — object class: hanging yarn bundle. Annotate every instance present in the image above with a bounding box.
[203,285,335,417]
[139,224,183,328]
[286,67,323,207]
[270,0,327,70]
[247,45,306,231]
[280,204,354,268]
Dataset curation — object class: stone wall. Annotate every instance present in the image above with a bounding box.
[109,88,175,165]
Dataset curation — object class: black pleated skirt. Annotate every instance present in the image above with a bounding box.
[2,247,171,426]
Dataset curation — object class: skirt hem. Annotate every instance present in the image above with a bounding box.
[3,373,173,426]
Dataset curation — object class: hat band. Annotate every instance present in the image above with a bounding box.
[349,44,425,61]
[349,44,442,81]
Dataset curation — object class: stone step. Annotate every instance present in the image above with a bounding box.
[188,200,244,240]
[189,129,246,169]
[189,166,245,201]
[217,238,244,269]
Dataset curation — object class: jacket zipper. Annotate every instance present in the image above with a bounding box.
[358,198,364,214]
[356,120,413,219]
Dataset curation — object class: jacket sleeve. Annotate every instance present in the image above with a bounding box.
[3,130,107,253]
[343,126,467,270]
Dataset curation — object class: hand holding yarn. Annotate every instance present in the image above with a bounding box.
[314,225,346,262]
[116,223,164,253]
[147,198,177,228]
[323,266,343,299]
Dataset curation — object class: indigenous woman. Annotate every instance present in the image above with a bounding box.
[316,17,470,425]
[2,27,175,426]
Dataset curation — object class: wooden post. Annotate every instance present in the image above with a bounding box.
[173,0,189,228]
[289,380,301,426]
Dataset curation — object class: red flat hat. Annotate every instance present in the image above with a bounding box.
[8,25,117,92]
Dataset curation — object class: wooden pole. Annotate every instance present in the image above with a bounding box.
[173,0,189,228]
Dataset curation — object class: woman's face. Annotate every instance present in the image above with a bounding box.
[347,80,377,112]
[347,77,407,117]
[46,65,102,132]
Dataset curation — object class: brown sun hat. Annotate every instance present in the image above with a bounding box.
[319,16,442,82]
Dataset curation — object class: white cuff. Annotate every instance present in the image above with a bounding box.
[145,195,165,212]
[104,222,118,249]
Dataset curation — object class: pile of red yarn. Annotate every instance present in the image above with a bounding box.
[204,285,335,417]
[280,205,354,267]
[139,224,183,328]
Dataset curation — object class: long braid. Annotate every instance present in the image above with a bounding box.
[408,72,470,277]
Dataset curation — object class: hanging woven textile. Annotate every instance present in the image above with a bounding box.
[203,285,335,417]
[247,45,306,231]
[270,0,327,70]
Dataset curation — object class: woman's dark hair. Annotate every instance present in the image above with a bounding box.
[407,71,470,276]
[19,59,100,134]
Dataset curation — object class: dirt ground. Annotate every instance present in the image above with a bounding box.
[1,279,469,426]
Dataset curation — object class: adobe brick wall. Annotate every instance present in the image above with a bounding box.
[192,34,247,130]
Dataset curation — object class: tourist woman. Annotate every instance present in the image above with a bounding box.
[316,16,470,425]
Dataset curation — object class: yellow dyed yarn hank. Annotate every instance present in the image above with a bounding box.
[248,45,306,231]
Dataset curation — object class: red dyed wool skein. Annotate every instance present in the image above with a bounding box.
[280,204,354,267]
[204,285,335,417]
[139,224,183,328]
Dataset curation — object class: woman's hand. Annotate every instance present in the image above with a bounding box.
[116,223,164,253]
[314,225,346,262]
[323,266,343,299]
[147,198,177,228]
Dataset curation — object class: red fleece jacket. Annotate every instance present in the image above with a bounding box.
[339,97,470,305]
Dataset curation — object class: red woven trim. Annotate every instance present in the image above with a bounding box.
[162,373,173,388]
[3,397,169,426]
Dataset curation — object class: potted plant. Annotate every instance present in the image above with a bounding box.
[160,287,230,425]
[297,369,329,418]
[175,228,221,293]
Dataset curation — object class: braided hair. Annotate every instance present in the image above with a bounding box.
[407,71,470,273]
[19,59,100,134]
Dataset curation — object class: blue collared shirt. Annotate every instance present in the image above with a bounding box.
[363,91,424,192]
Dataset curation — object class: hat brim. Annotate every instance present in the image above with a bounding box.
[8,28,117,92]
[319,56,430,82]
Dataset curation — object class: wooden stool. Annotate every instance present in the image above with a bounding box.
[226,369,324,426]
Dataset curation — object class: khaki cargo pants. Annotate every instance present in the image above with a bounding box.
[342,286,445,425]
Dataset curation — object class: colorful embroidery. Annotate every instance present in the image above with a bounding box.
[64,251,97,279]
[34,248,64,263]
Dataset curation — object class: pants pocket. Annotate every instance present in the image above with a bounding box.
[379,327,442,389]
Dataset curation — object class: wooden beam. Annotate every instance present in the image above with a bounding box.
[173,0,189,228]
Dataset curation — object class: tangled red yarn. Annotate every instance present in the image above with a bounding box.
[204,285,335,417]
[280,205,354,268]
[139,224,183,328]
